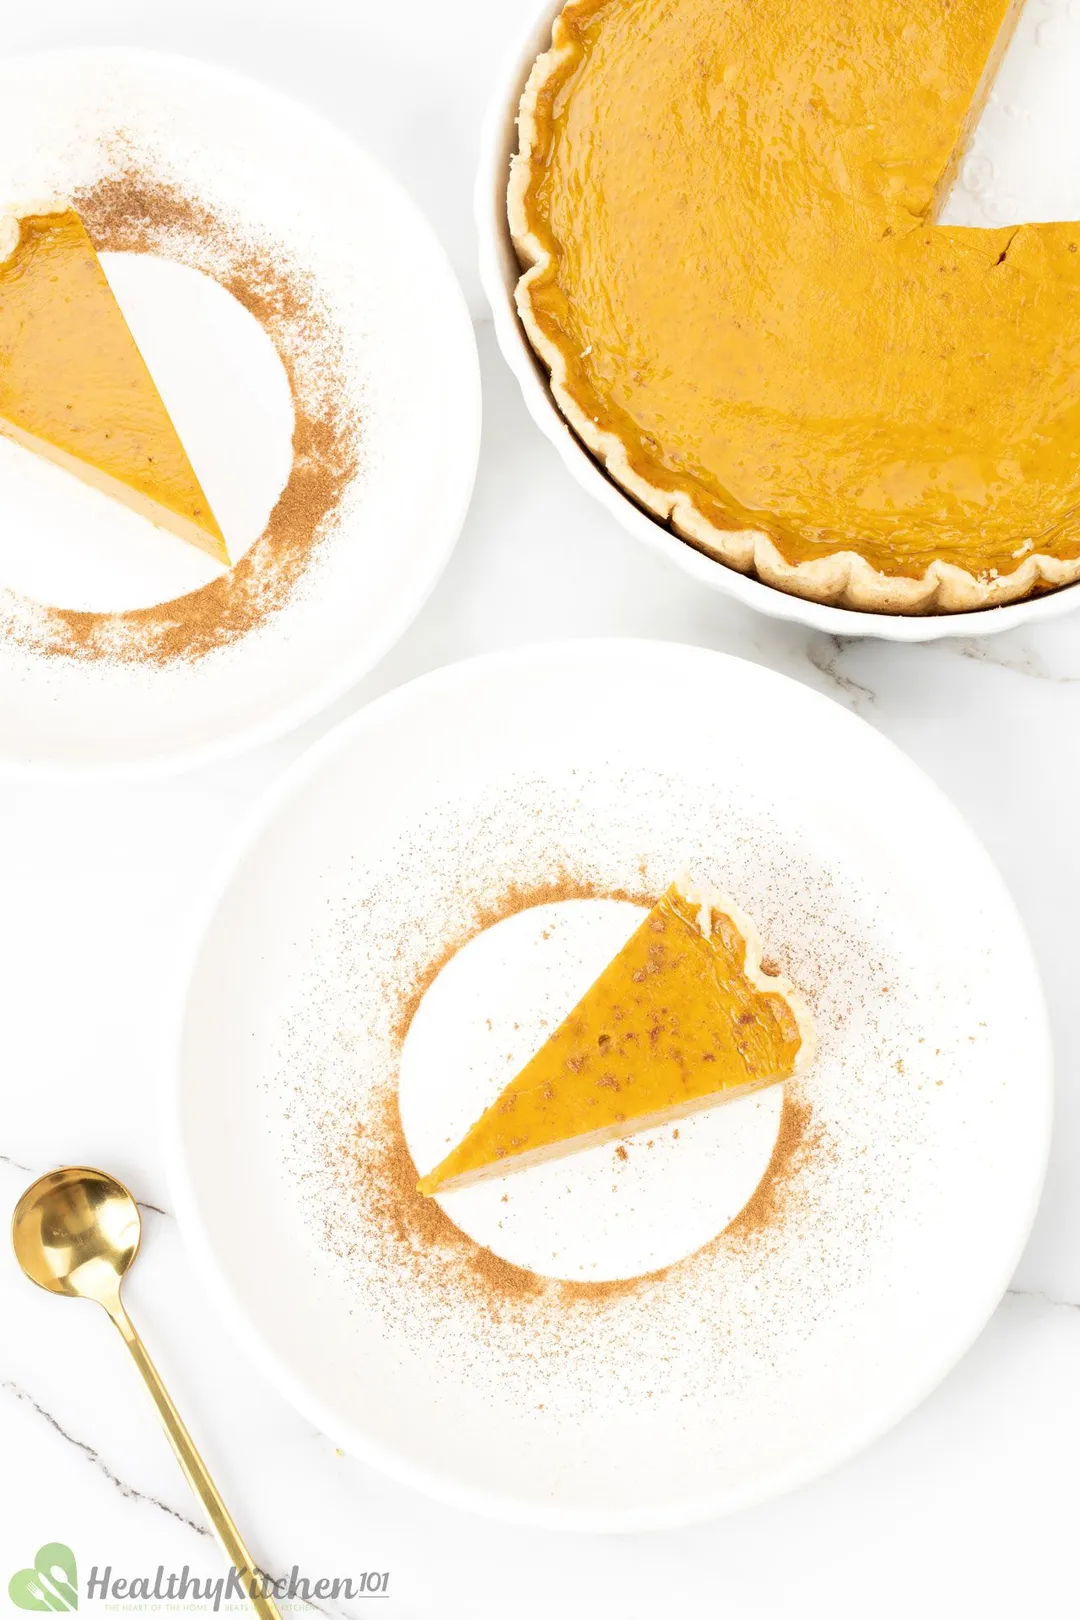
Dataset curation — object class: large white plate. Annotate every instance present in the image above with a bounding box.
[0,50,479,774]
[170,640,1051,1530]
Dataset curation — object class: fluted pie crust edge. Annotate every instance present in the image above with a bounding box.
[507,22,1080,615]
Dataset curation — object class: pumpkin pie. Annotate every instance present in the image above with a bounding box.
[0,202,228,565]
[510,0,1080,612]
[417,880,814,1195]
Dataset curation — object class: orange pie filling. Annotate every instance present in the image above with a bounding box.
[418,882,814,1195]
[0,206,229,565]
[511,0,1080,606]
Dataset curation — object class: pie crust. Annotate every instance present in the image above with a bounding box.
[508,3,1080,615]
[418,878,815,1195]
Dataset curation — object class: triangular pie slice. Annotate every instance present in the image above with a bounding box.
[417,879,815,1195]
[0,202,229,565]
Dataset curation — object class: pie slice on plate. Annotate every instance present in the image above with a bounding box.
[0,202,229,565]
[418,880,815,1195]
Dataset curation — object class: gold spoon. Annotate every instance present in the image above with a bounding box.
[12,1167,282,1620]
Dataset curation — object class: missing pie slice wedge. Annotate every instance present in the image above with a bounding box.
[0,202,229,565]
[417,880,815,1195]
[509,0,1080,612]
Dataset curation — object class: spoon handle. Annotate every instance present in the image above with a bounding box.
[107,1300,283,1620]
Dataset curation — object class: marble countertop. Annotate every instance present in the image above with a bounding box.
[2,1,1079,1615]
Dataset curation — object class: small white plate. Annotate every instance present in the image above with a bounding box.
[476,0,1080,640]
[0,49,480,774]
[171,640,1050,1530]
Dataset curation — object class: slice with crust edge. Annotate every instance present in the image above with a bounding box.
[0,202,229,565]
[417,880,814,1196]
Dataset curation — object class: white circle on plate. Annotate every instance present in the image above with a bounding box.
[398,898,783,1280]
[0,253,295,612]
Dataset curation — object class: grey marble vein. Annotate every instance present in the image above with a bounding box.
[805,636,878,710]
[951,638,1080,683]
[1005,1286,1080,1311]
[0,1153,172,1218]
[2,1376,211,1537]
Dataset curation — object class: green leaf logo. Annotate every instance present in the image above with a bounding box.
[9,1545,78,1611]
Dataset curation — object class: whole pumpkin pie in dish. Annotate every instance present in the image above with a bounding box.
[510,0,1080,613]
[0,202,229,565]
[418,880,814,1195]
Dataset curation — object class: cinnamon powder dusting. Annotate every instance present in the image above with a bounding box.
[330,874,818,1321]
[7,163,361,666]
[274,766,918,1411]
[721,1094,818,1244]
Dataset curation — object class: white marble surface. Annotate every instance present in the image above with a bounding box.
[1,0,1079,1614]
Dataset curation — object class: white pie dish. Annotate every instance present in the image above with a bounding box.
[475,0,1080,641]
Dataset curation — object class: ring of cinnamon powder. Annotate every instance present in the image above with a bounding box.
[339,875,821,1319]
[3,166,361,666]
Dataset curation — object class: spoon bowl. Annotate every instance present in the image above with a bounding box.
[12,1166,140,1302]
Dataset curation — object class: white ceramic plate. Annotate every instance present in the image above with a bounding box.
[171,640,1050,1530]
[476,0,1080,640]
[0,49,480,775]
